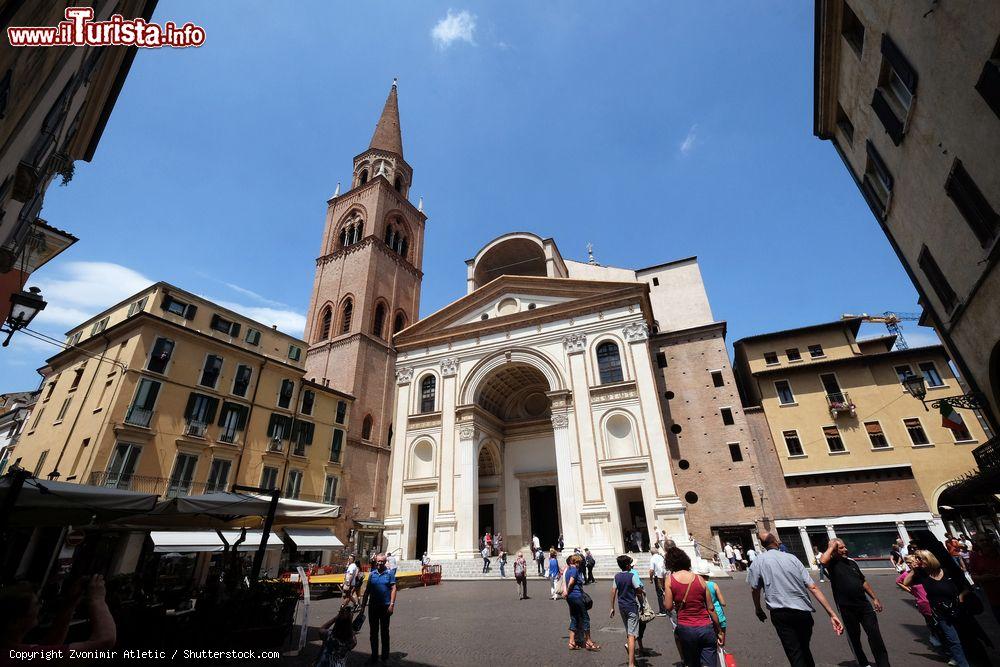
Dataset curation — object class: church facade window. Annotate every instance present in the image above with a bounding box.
[597,341,624,384]
[419,375,436,413]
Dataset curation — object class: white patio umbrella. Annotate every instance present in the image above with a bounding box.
[0,474,160,526]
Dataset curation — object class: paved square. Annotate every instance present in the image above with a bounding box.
[295,573,999,666]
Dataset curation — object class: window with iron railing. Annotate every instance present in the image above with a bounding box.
[125,379,160,427]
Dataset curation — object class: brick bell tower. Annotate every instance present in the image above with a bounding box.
[304,80,425,518]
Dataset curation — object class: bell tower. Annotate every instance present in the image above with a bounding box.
[304,80,426,515]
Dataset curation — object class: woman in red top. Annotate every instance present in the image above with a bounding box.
[662,547,723,667]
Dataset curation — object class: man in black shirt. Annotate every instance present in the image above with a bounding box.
[820,538,889,667]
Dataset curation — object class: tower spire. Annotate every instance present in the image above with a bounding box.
[368,78,403,157]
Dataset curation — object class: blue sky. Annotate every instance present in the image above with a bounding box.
[1,1,937,391]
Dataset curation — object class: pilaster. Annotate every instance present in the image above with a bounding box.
[439,357,458,513]
[564,333,602,503]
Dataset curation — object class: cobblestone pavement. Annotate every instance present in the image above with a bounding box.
[291,573,1000,666]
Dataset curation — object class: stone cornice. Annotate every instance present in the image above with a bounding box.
[315,235,423,280]
[589,381,638,404]
[308,331,394,356]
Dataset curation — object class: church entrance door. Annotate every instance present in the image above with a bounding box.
[479,503,495,546]
[413,503,429,558]
[529,485,559,550]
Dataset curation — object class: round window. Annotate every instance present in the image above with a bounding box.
[523,392,550,417]
[607,414,632,439]
[684,491,699,504]
[497,298,518,316]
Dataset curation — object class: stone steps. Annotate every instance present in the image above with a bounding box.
[396,555,731,580]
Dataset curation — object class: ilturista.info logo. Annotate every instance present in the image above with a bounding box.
[7,7,205,48]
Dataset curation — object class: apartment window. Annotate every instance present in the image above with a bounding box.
[278,379,295,409]
[835,103,855,145]
[125,379,160,427]
[260,466,279,490]
[865,421,890,449]
[330,428,344,463]
[335,400,347,424]
[975,36,1000,119]
[267,413,292,448]
[70,365,85,390]
[90,317,109,336]
[840,1,864,56]
[147,337,174,374]
[420,376,436,413]
[872,34,917,145]
[66,332,82,347]
[739,485,756,508]
[232,364,252,397]
[905,418,930,446]
[951,420,974,443]
[820,373,843,397]
[105,443,141,488]
[199,355,224,389]
[161,295,195,320]
[300,389,315,415]
[862,141,893,218]
[210,313,241,337]
[808,344,825,359]
[652,277,660,287]
[323,475,339,504]
[69,438,90,476]
[720,407,735,426]
[95,379,112,411]
[291,420,315,457]
[183,393,218,436]
[786,348,802,362]
[30,406,46,430]
[763,351,779,365]
[728,443,743,462]
[285,470,303,499]
[596,342,624,384]
[946,159,999,248]
[710,370,724,388]
[775,381,796,405]
[206,458,232,493]
[656,352,667,368]
[167,453,198,497]
[44,380,57,401]
[55,397,72,422]
[918,362,944,388]
[288,345,302,362]
[127,296,147,317]
[824,425,846,453]
[217,402,247,443]
[918,246,958,313]
[33,450,49,476]
[245,328,261,346]
[895,364,914,383]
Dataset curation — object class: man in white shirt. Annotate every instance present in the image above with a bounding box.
[386,551,398,575]
[653,525,664,549]
[532,533,541,551]
[724,542,736,571]
[342,554,360,605]
[648,547,668,616]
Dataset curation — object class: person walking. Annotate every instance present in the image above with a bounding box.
[690,533,701,559]
[514,551,529,600]
[342,554,361,606]
[903,549,977,667]
[563,554,600,652]
[361,553,397,664]
[702,565,727,635]
[654,525,664,549]
[548,548,561,600]
[584,548,596,584]
[819,538,889,667]
[495,532,504,556]
[481,545,491,574]
[532,533,541,552]
[896,554,943,652]
[889,542,906,574]
[662,546,723,667]
[648,547,668,616]
[498,549,508,578]
[558,534,565,552]
[484,530,493,556]
[733,545,744,571]
[724,542,736,572]
[385,551,398,577]
[609,554,646,667]
[317,603,357,667]
[813,546,828,583]
[747,531,844,667]
[536,547,545,576]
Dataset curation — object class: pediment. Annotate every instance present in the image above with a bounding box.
[395,275,650,350]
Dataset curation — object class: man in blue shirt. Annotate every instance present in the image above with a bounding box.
[362,553,397,663]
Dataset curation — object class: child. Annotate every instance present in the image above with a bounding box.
[316,604,357,667]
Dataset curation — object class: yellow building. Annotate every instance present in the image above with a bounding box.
[733,318,990,558]
[11,283,353,529]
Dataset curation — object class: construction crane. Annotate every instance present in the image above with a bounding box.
[842,311,921,350]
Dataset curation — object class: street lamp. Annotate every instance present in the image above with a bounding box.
[901,372,984,411]
[2,287,46,347]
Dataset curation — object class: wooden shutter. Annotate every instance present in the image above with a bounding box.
[183,392,198,420]
[231,322,241,338]
[945,159,999,247]
[865,141,893,191]
[204,397,219,423]
[184,304,198,320]
[140,381,160,410]
[871,88,904,145]
[267,413,280,437]
[235,404,248,430]
[880,34,917,94]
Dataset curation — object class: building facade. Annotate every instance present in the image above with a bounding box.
[382,232,748,560]
[733,318,989,564]
[814,0,1000,429]
[0,390,38,474]
[0,1,155,320]
[301,82,425,535]
[9,283,356,538]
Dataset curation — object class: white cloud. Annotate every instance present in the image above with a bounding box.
[431,10,476,49]
[222,282,288,309]
[31,261,155,329]
[207,298,306,337]
[679,124,698,156]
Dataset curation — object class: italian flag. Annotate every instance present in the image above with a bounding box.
[940,402,965,431]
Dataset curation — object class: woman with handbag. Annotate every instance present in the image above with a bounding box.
[662,547,724,667]
[904,549,973,667]
[563,554,600,652]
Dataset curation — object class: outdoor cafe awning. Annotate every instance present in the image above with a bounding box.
[150,530,225,553]
[0,474,159,527]
[220,530,284,552]
[284,527,344,549]
[118,491,341,528]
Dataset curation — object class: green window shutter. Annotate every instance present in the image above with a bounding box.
[205,397,219,423]
[267,413,279,437]
[184,304,198,320]
[141,381,160,410]
[236,404,249,430]
[184,392,198,420]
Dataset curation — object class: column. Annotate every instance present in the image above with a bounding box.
[385,368,413,519]
[439,358,458,514]
[895,521,910,546]
[926,517,947,542]
[455,423,478,558]
[798,526,816,569]
[564,333,602,503]
[552,411,581,548]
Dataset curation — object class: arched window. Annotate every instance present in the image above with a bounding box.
[394,176,402,192]
[372,303,386,338]
[361,414,373,440]
[399,237,408,259]
[340,299,353,334]
[384,225,393,245]
[393,312,406,334]
[419,375,436,413]
[359,170,368,185]
[340,218,365,249]
[478,446,498,476]
[597,341,624,384]
[319,306,332,340]
[352,222,364,244]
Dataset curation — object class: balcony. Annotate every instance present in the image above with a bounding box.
[185,420,208,438]
[973,436,1000,471]
[826,392,856,418]
[124,405,153,428]
[88,470,209,496]
[294,492,346,507]
[218,429,238,444]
